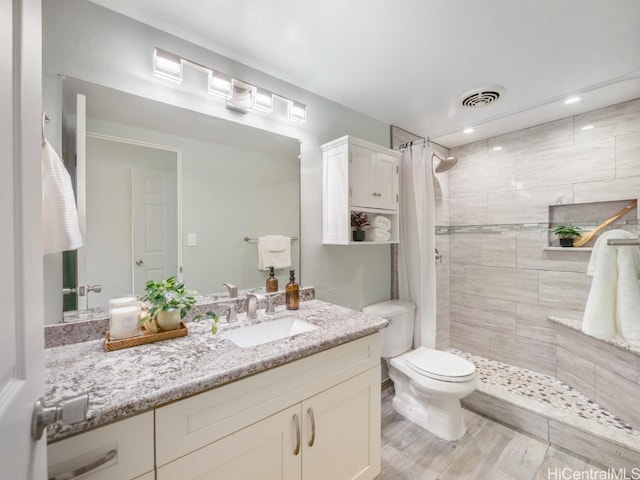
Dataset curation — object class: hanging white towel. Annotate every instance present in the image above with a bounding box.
[369,215,392,231]
[364,227,391,242]
[258,235,292,271]
[582,230,640,344]
[42,140,83,255]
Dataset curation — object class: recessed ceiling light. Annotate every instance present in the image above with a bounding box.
[564,96,581,105]
[493,146,503,151]
[463,128,474,134]
[581,125,594,131]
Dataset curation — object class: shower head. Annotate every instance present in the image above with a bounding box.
[432,152,458,173]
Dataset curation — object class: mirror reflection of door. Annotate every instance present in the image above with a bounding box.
[84,135,178,309]
[132,167,178,292]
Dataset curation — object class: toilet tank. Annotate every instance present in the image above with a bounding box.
[362,299,416,358]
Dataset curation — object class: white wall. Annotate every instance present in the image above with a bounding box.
[43,0,393,313]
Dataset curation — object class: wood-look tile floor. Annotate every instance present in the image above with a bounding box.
[377,388,609,480]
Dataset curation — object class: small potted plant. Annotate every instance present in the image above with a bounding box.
[139,276,210,332]
[553,225,582,247]
[351,211,369,242]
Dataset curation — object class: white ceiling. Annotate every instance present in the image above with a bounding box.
[89,0,640,147]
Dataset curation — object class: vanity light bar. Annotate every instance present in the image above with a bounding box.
[153,47,307,123]
[153,48,183,84]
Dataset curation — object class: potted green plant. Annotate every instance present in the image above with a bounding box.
[553,225,582,247]
[351,211,369,242]
[139,276,215,332]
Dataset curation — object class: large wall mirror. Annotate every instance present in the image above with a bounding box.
[45,77,300,320]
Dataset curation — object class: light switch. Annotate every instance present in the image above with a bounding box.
[187,233,197,246]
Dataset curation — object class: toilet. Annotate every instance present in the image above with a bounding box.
[363,299,477,441]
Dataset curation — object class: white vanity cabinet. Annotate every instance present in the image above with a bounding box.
[322,135,400,244]
[155,334,381,480]
[47,411,154,480]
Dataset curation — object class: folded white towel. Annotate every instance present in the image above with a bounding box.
[582,230,640,344]
[42,140,83,255]
[369,215,392,231]
[364,227,391,242]
[258,235,292,271]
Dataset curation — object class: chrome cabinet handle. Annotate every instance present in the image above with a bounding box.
[307,408,316,447]
[372,192,382,197]
[293,414,301,455]
[48,448,116,480]
[135,259,144,266]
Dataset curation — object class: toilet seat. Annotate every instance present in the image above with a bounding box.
[403,347,476,383]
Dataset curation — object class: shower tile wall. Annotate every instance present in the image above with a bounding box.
[440,98,640,377]
[433,143,451,349]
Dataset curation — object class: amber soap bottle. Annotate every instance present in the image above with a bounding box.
[285,270,299,310]
[266,266,278,293]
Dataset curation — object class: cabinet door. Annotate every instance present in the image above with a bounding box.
[371,153,399,211]
[302,367,381,480]
[157,405,302,480]
[349,145,376,209]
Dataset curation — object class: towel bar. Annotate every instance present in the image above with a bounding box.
[244,236,299,242]
[606,238,640,246]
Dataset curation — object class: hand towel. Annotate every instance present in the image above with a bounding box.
[258,235,292,271]
[582,230,640,343]
[42,140,83,255]
[364,227,391,242]
[369,215,392,231]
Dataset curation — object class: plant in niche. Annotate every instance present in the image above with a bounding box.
[553,225,582,247]
[139,276,218,333]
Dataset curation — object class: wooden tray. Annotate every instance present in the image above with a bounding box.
[105,322,188,351]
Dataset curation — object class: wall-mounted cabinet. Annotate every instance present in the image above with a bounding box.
[322,136,400,245]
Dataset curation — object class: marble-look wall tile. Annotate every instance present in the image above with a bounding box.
[450,232,516,268]
[436,263,450,350]
[595,367,640,430]
[615,131,640,179]
[449,151,516,196]
[555,324,638,383]
[556,345,596,399]
[449,192,488,226]
[465,266,539,305]
[490,330,518,365]
[451,139,487,159]
[538,270,591,311]
[450,320,491,357]
[516,139,615,190]
[451,293,516,332]
[573,176,640,205]
[450,264,465,299]
[516,303,566,344]
[549,421,640,471]
[514,335,557,376]
[488,185,574,224]
[573,98,640,144]
[488,118,574,158]
[463,391,549,441]
[517,230,590,273]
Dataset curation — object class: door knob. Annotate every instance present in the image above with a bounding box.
[135,259,144,266]
[31,394,89,440]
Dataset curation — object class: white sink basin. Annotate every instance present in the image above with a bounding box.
[222,316,318,348]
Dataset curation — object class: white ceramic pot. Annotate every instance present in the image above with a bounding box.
[156,309,182,331]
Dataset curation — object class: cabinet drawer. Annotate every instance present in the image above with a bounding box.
[48,411,154,480]
[155,333,380,467]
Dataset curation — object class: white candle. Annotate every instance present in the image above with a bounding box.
[110,305,141,340]
[109,296,138,309]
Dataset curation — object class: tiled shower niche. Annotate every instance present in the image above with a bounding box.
[547,199,639,248]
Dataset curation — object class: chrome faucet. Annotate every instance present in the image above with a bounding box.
[246,293,264,319]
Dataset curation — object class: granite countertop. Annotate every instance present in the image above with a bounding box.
[45,299,388,442]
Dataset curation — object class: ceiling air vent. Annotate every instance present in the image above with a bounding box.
[459,86,505,108]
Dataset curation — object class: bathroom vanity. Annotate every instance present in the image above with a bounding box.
[45,299,387,480]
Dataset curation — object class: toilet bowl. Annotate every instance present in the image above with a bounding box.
[363,300,477,441]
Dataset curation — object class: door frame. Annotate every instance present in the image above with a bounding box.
[81,132,183,289]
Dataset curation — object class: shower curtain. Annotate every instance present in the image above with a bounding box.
[398,142,437,348]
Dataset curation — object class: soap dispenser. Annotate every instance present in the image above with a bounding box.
[266,266,278,293]
[285,270,299,310]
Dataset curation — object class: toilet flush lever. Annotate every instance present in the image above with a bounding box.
[31,394,89,440]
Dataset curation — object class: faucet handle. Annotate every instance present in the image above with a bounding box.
[224,303,237,322]
[265,294,277,314]
[223,283,238,298]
